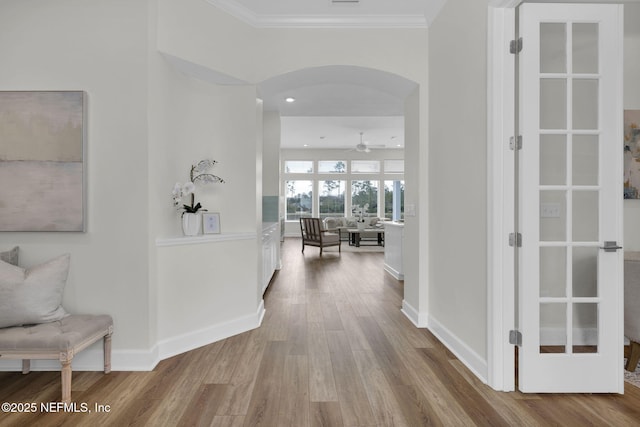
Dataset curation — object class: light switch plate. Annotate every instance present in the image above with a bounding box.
[540,203,561,218]
[405,204,416,217]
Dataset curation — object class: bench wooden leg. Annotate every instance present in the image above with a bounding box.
[61,361,72,403]
[104,333,112,374]
[22,360,30,374]
[626,341,640,372]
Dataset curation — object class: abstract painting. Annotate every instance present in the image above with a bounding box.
[625,110,640,199]
[0,91,85,231]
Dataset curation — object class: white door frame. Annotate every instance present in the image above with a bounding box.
[487,0,519,391]
[487,0,632,391]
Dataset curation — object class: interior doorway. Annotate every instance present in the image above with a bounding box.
[257,65,418,238]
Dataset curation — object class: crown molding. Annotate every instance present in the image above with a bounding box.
[204,0,427,29]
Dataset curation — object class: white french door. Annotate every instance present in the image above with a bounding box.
[518,3,624,393]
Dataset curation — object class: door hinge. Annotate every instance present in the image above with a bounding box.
[509,330,522,346]
[509,232,522,247]
[510,37,523,54]
[509,135,522,150]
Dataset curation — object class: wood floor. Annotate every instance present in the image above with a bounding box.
[2,238,640,426]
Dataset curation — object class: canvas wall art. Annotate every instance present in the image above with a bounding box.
[0,91,85,231]
[625,110,640,199]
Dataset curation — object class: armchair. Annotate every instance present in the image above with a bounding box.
[299,218,341,255]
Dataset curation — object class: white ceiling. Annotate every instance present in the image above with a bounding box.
[259,66,415,149]
[281,116,405,150]
[204,1,432,150]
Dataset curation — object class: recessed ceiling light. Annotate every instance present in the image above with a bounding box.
[303,144,310,147]
[285,97,296,103]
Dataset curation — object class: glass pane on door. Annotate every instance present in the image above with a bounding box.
[540,135,566,185]
[541,23,567,73]
[540,303,566,353]
[540,191,566,241]
[573,79,599,130]
[540,79,567,129]
[572,135,599,185]
[572,247,598,298]
[572,191,599,242]
[573,303,598,353]
[540,247,567,297]
[573,23,599,74]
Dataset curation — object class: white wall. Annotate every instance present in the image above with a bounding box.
[625,3,640,251]
[0,0,264,371]
[402,87,430,327]
[428,0,490,375]
[148,60,263,357]
[263,112,282,198]
[0,0,151,356]
[157,0,428,87]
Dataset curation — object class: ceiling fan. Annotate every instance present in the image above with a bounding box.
[351,132,385,153]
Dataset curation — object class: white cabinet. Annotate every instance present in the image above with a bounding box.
[262,222,280,294]
[384,222,404,280]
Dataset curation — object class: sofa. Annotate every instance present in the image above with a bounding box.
[322,216,384,243]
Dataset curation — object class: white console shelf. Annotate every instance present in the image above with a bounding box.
[156,232,256,247]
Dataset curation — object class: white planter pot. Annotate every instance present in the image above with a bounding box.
[357,221,366,230]
[182,212,202,236]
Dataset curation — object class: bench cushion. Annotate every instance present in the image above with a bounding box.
[0,314,113,354]
[0,254,70,328]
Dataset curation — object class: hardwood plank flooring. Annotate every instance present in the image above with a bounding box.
[2,237,640,426]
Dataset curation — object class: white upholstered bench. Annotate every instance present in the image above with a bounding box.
[0,314,113,403]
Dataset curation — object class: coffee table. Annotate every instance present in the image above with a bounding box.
[346,228,385,247]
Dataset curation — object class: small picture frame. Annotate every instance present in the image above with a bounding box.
[202,212,221,234]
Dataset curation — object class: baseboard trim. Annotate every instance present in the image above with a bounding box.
[384,264,404,280]
[400,301,488,383]
[157,300,266,361]
[0,301,266,372]
[428,315,488,383]
[401,300,428,327]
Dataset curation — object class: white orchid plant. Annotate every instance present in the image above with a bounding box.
[172,159,225,215]
[352,203,369,223]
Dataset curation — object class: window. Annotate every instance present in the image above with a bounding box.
[285,161,313,174]
[282,157,403,221]
[385,180,405,221]
[384,159,404,174]
[351,160,380,174]
[319,180,345,218]
[318,160,347,174]
[351,180,378,215]
[285,180,313,220]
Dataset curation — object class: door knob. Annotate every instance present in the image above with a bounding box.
[599,241,623,252]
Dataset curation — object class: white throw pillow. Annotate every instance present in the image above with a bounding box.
[0,254,70,328]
